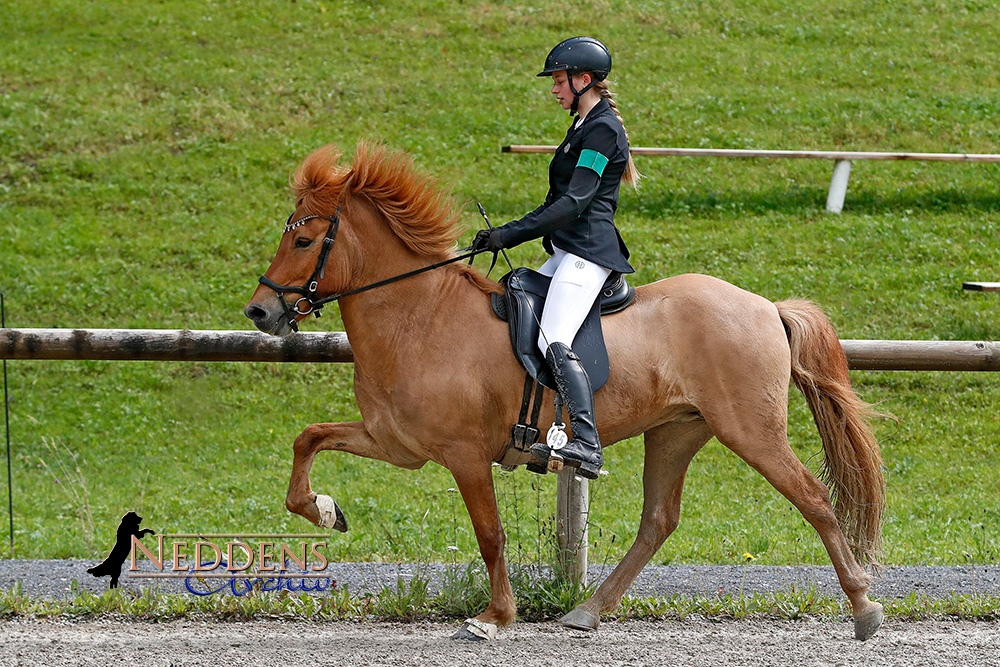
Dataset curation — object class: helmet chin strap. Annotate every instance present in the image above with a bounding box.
[568,74,597,115]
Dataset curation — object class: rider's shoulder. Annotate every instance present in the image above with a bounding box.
[580,115,627,154]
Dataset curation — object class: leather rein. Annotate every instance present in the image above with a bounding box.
[258,207,490,332]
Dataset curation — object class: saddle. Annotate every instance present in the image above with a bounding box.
[491,267,635,392]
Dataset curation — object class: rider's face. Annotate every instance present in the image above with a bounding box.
[550,71,591,110]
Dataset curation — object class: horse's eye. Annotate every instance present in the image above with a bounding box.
[295,237,312,249]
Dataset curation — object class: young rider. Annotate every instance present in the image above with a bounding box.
[473,36,641,479]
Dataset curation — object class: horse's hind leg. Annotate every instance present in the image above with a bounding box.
[713,419,883,640]
[561,421,712,630]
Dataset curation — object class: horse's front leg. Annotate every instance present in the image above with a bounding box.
[448,458,515,640]
[285,421,390,531]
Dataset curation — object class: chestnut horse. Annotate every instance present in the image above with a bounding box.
[244,142,886,641]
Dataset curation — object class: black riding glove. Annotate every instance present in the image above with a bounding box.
[472,228,505,253]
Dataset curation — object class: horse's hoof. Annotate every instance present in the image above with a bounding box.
[314,494,348,532]
[559,607,599,631]
[854,602,883,641]
[451,618,497,641]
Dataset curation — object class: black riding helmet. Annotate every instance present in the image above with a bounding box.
[537,36,612,113]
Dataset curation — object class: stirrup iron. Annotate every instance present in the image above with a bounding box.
[528,396,566,473]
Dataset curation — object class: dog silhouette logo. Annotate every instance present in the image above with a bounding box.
[86,511,156,589]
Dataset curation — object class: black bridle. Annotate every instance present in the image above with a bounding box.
[258,207,488,332]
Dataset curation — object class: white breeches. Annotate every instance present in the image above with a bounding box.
[536,245,612,355]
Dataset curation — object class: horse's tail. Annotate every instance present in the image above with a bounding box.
[775,299,885,573]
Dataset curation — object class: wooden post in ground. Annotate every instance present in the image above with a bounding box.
[556,471,588,583]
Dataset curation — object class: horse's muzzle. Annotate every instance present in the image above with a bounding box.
[244,300,294,337]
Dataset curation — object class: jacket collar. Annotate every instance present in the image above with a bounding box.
[571,98,611,131]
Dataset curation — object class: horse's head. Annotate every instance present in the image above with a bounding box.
[245,146,360,336]
[246,141,484,335]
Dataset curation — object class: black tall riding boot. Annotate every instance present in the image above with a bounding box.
[530,342,604,479]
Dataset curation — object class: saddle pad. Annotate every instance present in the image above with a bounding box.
[493,268,621,392]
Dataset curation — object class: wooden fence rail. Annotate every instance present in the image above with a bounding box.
[4,328,998,582]
[3,329,999,371]
[503,144,1000,213]
[503,145,1000,162]
[0,328,353,363]
[839,339,1000,371]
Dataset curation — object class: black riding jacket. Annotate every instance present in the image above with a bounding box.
[496,98,634,274]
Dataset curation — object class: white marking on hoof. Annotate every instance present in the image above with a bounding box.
[314,494,347,532]
[854,601,883,641]
[451,618,497,641]
[560,607,600,631]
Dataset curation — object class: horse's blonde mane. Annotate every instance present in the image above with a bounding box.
[291,141,500,293]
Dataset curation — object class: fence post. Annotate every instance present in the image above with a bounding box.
[1,294,11,556]
[556,471,588,583]
[826,159,852,213]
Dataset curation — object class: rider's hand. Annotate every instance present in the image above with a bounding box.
[472,228,504,253]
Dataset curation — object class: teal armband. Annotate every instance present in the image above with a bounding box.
[576,149,609,176]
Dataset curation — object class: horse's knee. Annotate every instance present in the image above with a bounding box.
[663,507,681,535]
[638,507,679,544]
[292,424,324,457]
[478,526,506,561]
[494,529,506,555]
[654,504,681,534]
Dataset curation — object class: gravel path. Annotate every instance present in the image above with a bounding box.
[2,560,999,599]
[1,618,998,666]
[3,561,999,665]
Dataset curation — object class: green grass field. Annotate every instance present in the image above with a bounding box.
[1,0,998,567]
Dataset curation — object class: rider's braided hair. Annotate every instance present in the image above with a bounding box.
[593,79,642,191]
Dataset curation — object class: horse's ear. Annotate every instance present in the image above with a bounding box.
[342,168,356,193]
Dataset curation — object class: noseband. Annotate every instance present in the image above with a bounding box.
[258,206,487,332]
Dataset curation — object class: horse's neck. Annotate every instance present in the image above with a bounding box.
[339,264,486,373]
[336,202,489,375]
